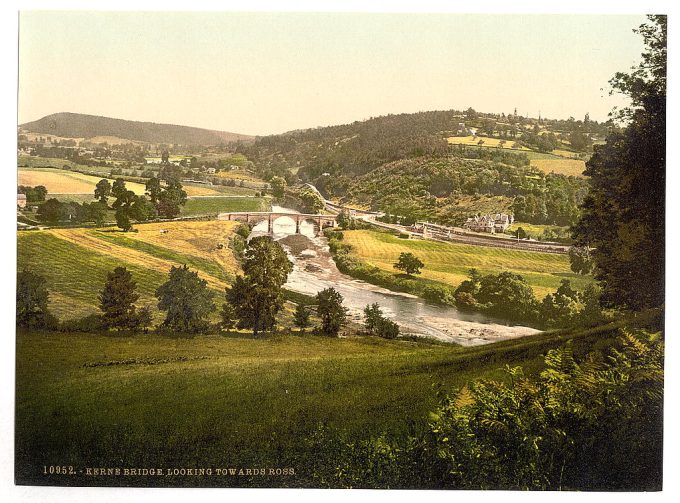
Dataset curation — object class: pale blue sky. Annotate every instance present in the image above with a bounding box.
[19,12,647,135]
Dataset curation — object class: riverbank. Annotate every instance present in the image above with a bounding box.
[278,233,540,345]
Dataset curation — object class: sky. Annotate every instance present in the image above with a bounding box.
[18,11,647,136]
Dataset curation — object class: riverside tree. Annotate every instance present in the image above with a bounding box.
[394,252,424,276]
[227,236,293,336]
[293,303,311,332]
[99,266,140,330]
[156,265,215,333]
[316,287,347,337]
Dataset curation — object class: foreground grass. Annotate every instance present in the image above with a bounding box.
[15,323,621,487]
[341,229,592,298]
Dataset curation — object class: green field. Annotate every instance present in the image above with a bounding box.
[342,230,591,298]
[15,323,619,487]
[181,196,270,216]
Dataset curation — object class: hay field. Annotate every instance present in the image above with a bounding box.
[18,167,147,194]
[530,158,586,177]
[342,230,592,298]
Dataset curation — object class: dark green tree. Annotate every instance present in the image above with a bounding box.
[316,287,347,337]
[572,16,666,310]
[220,298,237,330]
[145,177,162,204]
[293,303,311,332]
[111,178,128,207]
[476,271,539,322]
[394,252,424,276]
[336,211,352,229]
[157,181,187,218]
[135,305,154,333]
[16,270,55,329]
[155,265,215,333]
[270,175,287,200]
[568,246,594,275]
[94,179,112,204]
[227,236,293,336]
[37,198,66,224]
[83,201,108,226]
[99,266,139,330]
[363,303,382,334]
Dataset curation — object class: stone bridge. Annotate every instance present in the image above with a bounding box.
[218,212,337,234]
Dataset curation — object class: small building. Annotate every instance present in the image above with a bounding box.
[17,193,27,208]
[464,213,514,234]
[206,167,216,174]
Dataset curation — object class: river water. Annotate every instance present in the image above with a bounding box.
[246,206,539,346]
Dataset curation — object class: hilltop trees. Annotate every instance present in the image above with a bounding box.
[227,236,293,336]
[572,15,666,311]
[394,252,424,276]
[156,265,215,333]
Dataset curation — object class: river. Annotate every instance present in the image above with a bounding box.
[247,206,539,346]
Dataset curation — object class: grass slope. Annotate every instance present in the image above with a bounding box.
[342,230,592,298]
[17,221,241,320]
[15,320,627,487]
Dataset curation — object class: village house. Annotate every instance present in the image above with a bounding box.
[17,193,27,209]
[464,213,514,234]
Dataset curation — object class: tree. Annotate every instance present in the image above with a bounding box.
[129,195,156,222]
[220,299,237,330]
[136,306,153,333]
[83,201,108,226]
[363,303,399,339]
[316,287,347,336]
[568,246,594,275]
[37,198,66,224]
[145,177,162,204]
[94,179,112,204]
[299,187,325,213]
[155,265,215,333]
[293,303,311,332]
[99,266,139,330]
[16,270,55,329]
[115,206,133,231]
[157,181,187,218]
[394,252,424,276]
[270,176,287,200]
[363,303,382,334]
[572,16,665,310]
[515,227,527,240]
[227,236,293,336]
[336,211,352,229]
[111,178,127,206]
[476,271,539,322]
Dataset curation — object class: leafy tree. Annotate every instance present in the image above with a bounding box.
[270,176,287,199]
[155,265,215,333]
[111,178,127,206]
[99,266,139,330]
[130,195,157,222]
[157,181,187,218]
[135,305,154,333]
[299,187,325,213]
[363,303,382,334]
[227,236,293,336]
[393,252,424,276]
[220,298,237,330]
[18,185,48,203]
[94,179,112,204]
[16,270,56,329]
[572,16,665,310]
[540,279,582,328]
[83,201,108,226]
[476,271,538,321]
[316,287,347,337]
[515,227,527,240]
[293,303,311,331]
[336,211,352,229]
[568,246,594,275]
[375,316,399,339]
[37,198,66,224]
[145,177,162,204]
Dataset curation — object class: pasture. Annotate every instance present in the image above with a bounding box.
[341,230,592,298]
[15,323,616,487]
[17,220,241,320]
[181,196,270,215]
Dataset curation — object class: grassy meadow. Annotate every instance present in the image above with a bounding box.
[17,221,242,320]
[341,229,591,298]
[181,196,270,215]
[15,321,621,487]
[530,158,586,177]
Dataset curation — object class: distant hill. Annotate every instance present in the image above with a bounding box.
[20,112,254,146]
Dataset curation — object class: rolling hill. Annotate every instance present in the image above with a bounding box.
[20,112,254,145]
